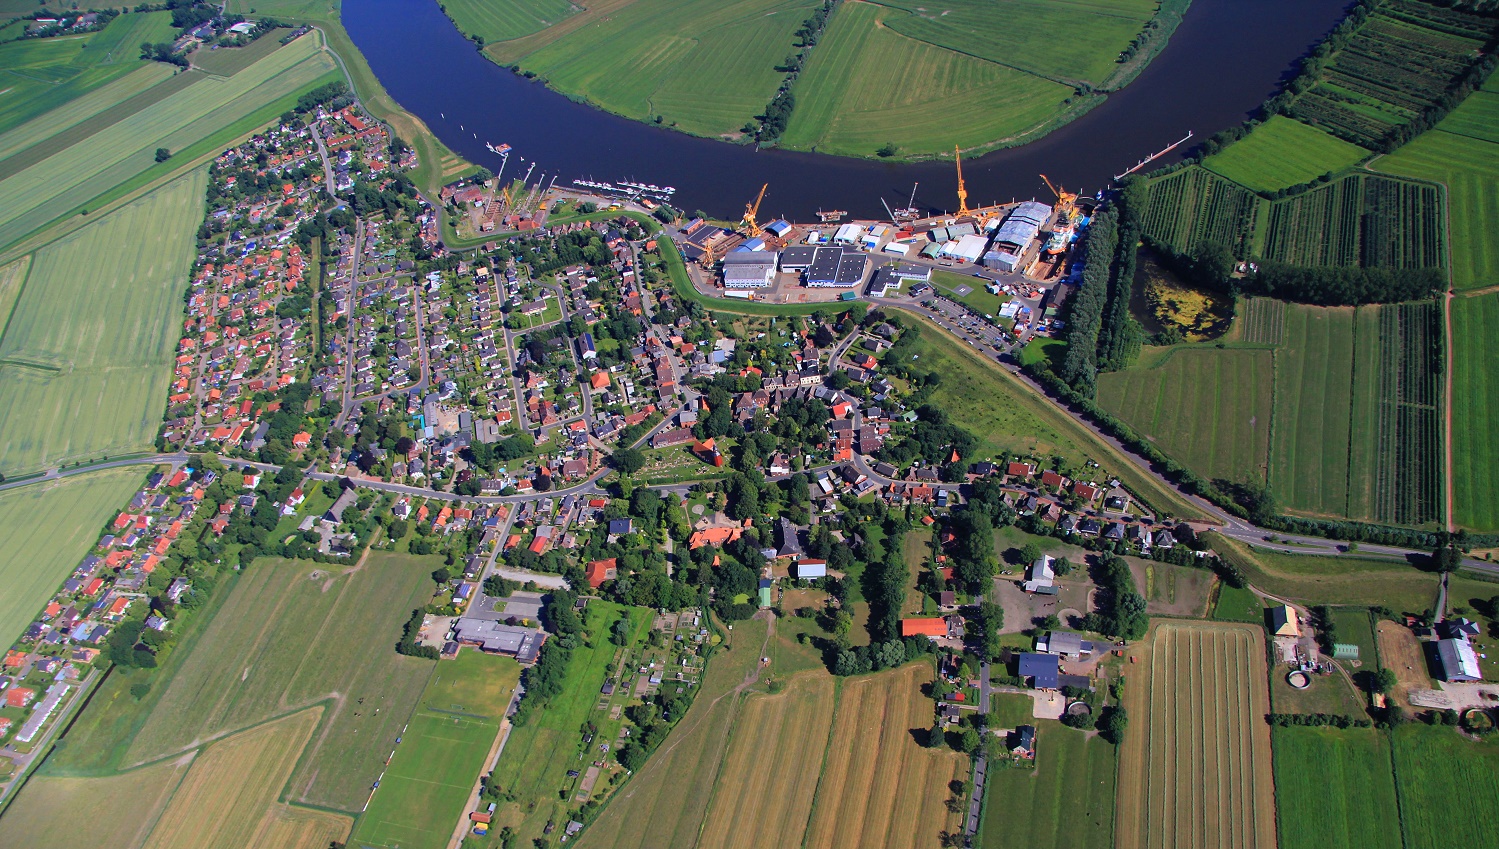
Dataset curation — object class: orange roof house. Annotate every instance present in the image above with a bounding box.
[688,525,743,549]
[5,687,35,708]
[590,371,610,390]
[900,618,949,638]
[585,558,618,588]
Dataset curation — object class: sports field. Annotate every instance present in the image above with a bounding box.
[0,169,203,475]
[1271,726,1401,849]
[1451,293,1499,530]
[350,650,521,849]
[1391,724,1499,849]
[1096,346,1273,488]
[1115,621,1275,849]
[0,32,338,250]
[0,467,145,649]
[1203,116,1367,192]
[441,0,579,44]
[1208,533,1438,612]
[979,721,1116,849]
[779,1,1071,157]
[120,554,438,811]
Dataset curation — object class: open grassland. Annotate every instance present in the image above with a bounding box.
[877,0,1158,87]
[979,720,1115,849]
[0,751,193,848]
[0,32,337,250]
[0,170,202,475]
[802,664,967,849]
[1375,77,1499,290]
[1271,726,1400,849]
[0,11,174,136]
[905,316,1204,519]
[1391,725,1499,849]
[489,603,648,844]
[697,673,836,849]
[121,554,437,811]
[350,651,520,849]
[1203,116,1367,191]
[0,467,145,649]
[142,708,323,849]
[1209,533,1438,612]
[1261,174,1445,269]
[574,618,769,849]
[779,1,1071,158]
[1451,295,1499,528]
[1096,347,1272,488]
[442,0,580,45]
[508,0,816,139]
[1115,621,1276,849]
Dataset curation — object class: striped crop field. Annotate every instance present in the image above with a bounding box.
[1391,724,1499,849]
[1115,621,1276,849]
[1096,347,1273,488]
[0,751,195,848]
[440,0,579,44]
[0,32,338,250]
[1262,174,1446,269]
[0,62,176,162]
[779,1,1070,158]
[1271,726,1401,849]
[1236,297,1286,345]
[0,169,204,475]
[1450,293,1499,530]
[1141,166,1260,256]
[1202,116,1367,192]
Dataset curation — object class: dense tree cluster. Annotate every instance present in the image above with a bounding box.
[1082,554,1148,639]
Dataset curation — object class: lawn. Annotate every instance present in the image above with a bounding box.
[1212,582,1264,623]
[0,169,203,475]
[487,602,648,845]
[1208,534,1439,613]
[1450,292,1499,531]
[1271,726,1401,849]
[930,269,1009,317]
[1115,621,1276,849]
[350,651,521,849]
[0,467,143,649]
[1203,116,1367,191]
[440,0,579,44]
[1329,607,1378,667]
[1096,346,1273,488]
[979,720,1116,849]
[779,0,1072,158]
[1391,724,1499,849]
[988,692,1035,730]
[0,32,338,250]
[117,554,438,812]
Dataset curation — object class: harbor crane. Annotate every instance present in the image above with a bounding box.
[954,146,971,217]
[741,183,768,237]
[1039,174,1077,213]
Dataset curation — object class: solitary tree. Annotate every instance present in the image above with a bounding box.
[155,147,172,162]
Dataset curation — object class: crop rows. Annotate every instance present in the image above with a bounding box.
[1142,167,1259,254]
[1370,302,1442,526]
[1238,297,1286,345]
[1262,175,1444,268]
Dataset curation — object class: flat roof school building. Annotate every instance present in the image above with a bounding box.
[452,617,544,663]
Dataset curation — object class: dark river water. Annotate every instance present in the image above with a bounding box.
[343,0,1349,220]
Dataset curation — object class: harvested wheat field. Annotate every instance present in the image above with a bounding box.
[247,804,354,849]
[0,752,193,848]
[1116,621,1276,849]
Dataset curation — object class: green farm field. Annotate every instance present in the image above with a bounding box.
[1096,346,1273,488]
[0,255,28,338]
[0,169,203,475]
[1271,726,1401,849]
[0,31,338,250]
[1208,533,1438,612]
[487,602,650,845]
[1451,292,1499,530]
[351,650,521,849]
[441,0,579,45]
[1391,725,1499,849]
[1270,304,1357,517]
[1203,116,1367,192]
[0,467,144,649]
[1115,621,1276,849]
[979,721,1116,849]
[0,62,177,164]
[779,0,1071,158]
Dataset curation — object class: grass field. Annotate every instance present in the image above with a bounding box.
[779,1,1071,158]
[988,692,1035,730]
[1096,346,1273,488]
[930,269,1008,317]
[1203,116,1368,191]
[0,169,203,475]
[1391,724,1499,849]
[0,751,193,848]
[487,602,648,844]
[1213,582,1265,623]
[1271,304,1357,516]
[1450,295,1499,530]
[350,650,521,849]
[0,255,26,335]
[0,61,175,162]
[0,32,338,250]
[979,720,1116,849]
[0,467,144,649]
[1208,534,1438,613]
[1271,726,1401,849]
[440,0,578,43]
[1115,621,1276,849]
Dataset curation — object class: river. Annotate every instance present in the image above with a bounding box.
[343,0,1348,220]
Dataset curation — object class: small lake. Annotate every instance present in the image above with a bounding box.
[343,0,1349,220]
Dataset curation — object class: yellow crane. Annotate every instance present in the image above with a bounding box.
[954,145,971,217]
[741,183,768,237]
[1039,173,1076,212]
